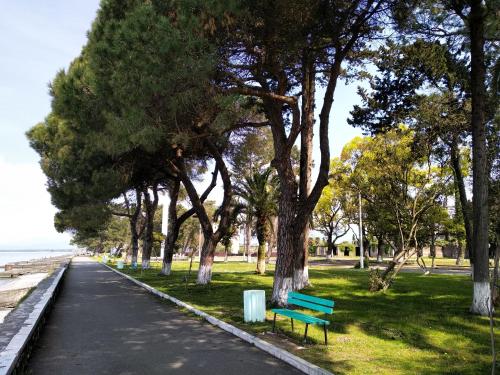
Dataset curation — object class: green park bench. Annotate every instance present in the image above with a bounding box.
[272,291,334,345]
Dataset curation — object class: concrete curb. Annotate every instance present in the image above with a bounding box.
[102,263,333,375]
[0,265,67,375]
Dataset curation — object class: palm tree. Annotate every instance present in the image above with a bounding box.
[218,200,245,262]
[235,168,278,274]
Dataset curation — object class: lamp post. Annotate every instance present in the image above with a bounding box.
[358,191,364,269]
[198,223,202,260]
[160,195,170,261]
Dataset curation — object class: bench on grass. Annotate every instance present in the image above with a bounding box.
[271,292,334,345]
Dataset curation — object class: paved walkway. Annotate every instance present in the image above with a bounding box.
[27,258,300,374]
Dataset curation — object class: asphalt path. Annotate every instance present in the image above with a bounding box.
[26,258,301,375]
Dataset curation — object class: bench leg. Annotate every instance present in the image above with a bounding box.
[291,318,294,332]
[272,313,277,333]
[303,323,309,343]
[324,324,328,345]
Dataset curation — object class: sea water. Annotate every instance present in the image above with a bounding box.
[0,249,74,271]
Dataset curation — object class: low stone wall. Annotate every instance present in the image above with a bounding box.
[0,264,67,375]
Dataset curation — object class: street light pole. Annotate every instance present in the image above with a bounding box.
[359,192,364,269]
[198,224,202,261]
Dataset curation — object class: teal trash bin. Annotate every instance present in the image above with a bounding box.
[117,260,124,269]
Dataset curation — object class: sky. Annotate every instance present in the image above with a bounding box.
[0,1,362,249]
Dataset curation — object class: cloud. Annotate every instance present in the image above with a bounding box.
[0,157,72,249]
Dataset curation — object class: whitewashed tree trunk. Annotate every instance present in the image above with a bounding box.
[141,259,150,270]
[471,282,491,316]
[160,260,172,275]
[294,265,310,289]
[271,194,296,306]
[271,276,293,306]
[197,263,212,285]
[257,258,266,274]
[196,239,215,285]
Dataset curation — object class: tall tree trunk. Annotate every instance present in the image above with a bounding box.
[268,101,299,305]
[256,216,267,275]
[267,216,278,262]
[197,237,216,284]
[469,0,490,316]
[181,230,193,254]
[456,240,465,266]
[174,142,232,285]
[430,230,436,269]
[130,189,142,268]
[377,236,384,263]
[161,229,176,275]
[294,224,310,289]
[269,54,341,305]
[142,185,159,270]
[327,232,334,257]
[272,199,296,305]
[416,244,428,274]
[450,137,473,262]
[224,244,229,263]
[363,229,370,267]
[130,222,140,268]
[294,49,315,289]
[492,232,499,306]
[245,220,252,262]
[256,243,266,274]
[161,180,180,275]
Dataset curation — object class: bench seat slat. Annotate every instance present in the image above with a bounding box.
[271,308,329,325]
[288,292,335,308]
[287,297,333,314]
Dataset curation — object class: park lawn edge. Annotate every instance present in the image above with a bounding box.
[102,262,334,375]
[102,258,498,375]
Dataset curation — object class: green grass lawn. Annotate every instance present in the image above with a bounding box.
[109,260,498,375]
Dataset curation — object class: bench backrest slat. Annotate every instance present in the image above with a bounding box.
[288,292,335,307]
[287,292,334,314]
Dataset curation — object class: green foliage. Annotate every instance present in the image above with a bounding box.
[349,39,469,135]
[176,215,200,253]
[229,127,274,178]
[150,204,164,256]
[337,241,355,253]
[27,0,244,251]
[313,158,350,246]
[71,214,130,253]
[340,128,452,252]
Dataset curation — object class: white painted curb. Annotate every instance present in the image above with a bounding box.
[103,263,333,375]
[0,265,67,375]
